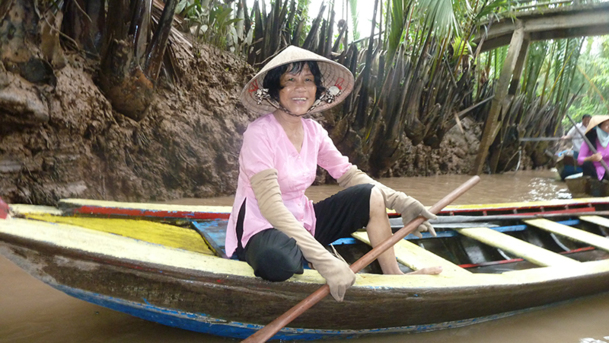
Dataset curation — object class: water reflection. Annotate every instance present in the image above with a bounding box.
[168,170,571,207]
[580,338,609,343]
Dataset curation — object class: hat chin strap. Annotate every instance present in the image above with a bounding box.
[255,86,342,116]
[264,98,307,117]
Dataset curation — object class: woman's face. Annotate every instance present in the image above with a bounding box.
[600,120,609,133]
[278,64,317,116]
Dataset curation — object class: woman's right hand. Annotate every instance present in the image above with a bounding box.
[589,153,603,162]
[314,258,356,301]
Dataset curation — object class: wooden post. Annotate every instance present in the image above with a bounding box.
[508,36,530,96]
[471,21,526,175]
[488,34,530,173]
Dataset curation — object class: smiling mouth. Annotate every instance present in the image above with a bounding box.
[292,98,308,101]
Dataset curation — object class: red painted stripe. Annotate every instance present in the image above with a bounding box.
[0,198,8,220]
[72,206,230,220]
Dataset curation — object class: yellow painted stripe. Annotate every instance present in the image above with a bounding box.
[10,204,63,216]
[525,218,609,252]
[579,215,609,228]
[351,232,471,276]
[25,214,214,255]
[456,227,579,267]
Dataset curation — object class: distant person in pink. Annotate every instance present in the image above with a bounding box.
[227,46,440,302]
[578,115,609,180]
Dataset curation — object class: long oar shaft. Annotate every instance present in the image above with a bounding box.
[518,137,561,142]
[242,175,481,343]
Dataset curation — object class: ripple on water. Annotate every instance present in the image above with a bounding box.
[580,338,608,343]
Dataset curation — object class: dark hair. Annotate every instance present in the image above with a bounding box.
[583,114,592,120]
[263,61,326,102]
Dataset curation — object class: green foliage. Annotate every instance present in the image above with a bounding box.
[190,0,592,174]
[451,35,473,63]
[417,0,458,36]
[181,0,242,51]
[522,41,549,102]
[348,0,359,41]
[385,0,414,66]
[566,36,609,123]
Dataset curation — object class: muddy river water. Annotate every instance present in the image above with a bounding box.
[1,170,609,343]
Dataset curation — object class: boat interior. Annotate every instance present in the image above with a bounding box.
[13,198,609,277]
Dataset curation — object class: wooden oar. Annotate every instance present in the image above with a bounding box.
[518,137,561,142]
[241,175,481,343]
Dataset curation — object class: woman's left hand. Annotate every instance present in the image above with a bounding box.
[397,198,437,238]
[590,153,603,162]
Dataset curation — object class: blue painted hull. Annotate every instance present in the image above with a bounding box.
[53,283,531,341]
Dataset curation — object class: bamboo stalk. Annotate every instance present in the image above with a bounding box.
[144,0,177,81]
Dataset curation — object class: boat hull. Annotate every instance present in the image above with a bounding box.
[2,227,609,341]
[3,198,609,340]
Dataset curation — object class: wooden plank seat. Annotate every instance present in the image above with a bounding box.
[524,218,609,252]
[351,231,471,276]
[579,215,609,229]
[456,227,580,267]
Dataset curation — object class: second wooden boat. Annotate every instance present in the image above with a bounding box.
[565,174,609,198]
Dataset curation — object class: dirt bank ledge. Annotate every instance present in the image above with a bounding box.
[1,42,487,206]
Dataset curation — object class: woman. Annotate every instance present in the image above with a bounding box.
[227,46,440,302]
[578,115,609,180]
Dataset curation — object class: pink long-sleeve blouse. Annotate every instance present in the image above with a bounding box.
[225,113,352,258]
[577,138,609,180]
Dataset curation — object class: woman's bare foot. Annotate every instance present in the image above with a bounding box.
[407,266,443,275]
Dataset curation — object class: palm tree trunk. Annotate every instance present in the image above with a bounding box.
[98,0,176,121]
[144,0,176,80]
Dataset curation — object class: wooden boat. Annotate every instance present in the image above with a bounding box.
[565,174,609,198]
[2,197,609,341]
[555,150,582,181]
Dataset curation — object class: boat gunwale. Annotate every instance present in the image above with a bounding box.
[2,217,609,290]
[37,197,609,220]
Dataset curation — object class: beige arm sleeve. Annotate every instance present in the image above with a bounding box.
[337,166,437,236]
[250,168,355,301]
[337,166,410,211]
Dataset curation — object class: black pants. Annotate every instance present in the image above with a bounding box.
[582,161,608,180]
[236,184,374,282]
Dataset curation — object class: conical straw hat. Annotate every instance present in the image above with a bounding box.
[240,46,354,115]
[584,115,609,134]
